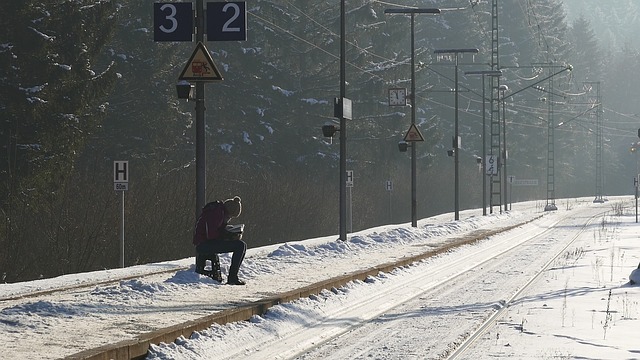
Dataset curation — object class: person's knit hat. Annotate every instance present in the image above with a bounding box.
[223,196,242,218]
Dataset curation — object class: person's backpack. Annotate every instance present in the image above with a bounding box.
[193,201,224,244]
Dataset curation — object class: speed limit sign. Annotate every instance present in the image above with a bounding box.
[153,3,193,42]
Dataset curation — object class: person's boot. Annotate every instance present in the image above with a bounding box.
[226,275,246,285]
[195,254,206,275]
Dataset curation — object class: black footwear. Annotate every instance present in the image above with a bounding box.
[227,278,246,285]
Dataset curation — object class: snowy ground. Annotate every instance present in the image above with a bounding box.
[1,197,639,359]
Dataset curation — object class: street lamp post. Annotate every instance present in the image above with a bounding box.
[195,0,206,217]
[499,84,509,212]
[339,0,346,240]
[464,70,502,216]
[385,8,440,227]
[320,0,350,240]
[434,48,479,221]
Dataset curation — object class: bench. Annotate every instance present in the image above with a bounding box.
[195,253,222,282]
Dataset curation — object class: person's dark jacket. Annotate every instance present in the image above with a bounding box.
[193,202,227,246]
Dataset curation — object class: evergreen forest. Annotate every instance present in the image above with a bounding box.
[2,0,640,283]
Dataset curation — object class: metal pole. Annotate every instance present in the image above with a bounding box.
[454,55,460,221]
[501,89,507,212]
[509,181,512,210]
[481,75,487,216]
[435,49,478,221]
[348,186,353,233]
[120,190,125,268]
[195,0,206,218]
[339,0,347,240]
[389,189,392,223]
[465,70,502,216]
[410,13,417,227]
[386,8,440,227]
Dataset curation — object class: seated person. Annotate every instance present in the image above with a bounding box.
[193,196,247,285]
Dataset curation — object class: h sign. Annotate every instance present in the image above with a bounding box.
[114,161,129,183]
[346,170,354,187]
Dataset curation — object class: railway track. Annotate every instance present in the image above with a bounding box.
[445,208,604,359]
[249,206,611,360]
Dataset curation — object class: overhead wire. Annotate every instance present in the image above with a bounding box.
[248,1,634,141]
[248,6,389,84]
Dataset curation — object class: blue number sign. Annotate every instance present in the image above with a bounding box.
[154,3,193,42]
[207,2,247,41]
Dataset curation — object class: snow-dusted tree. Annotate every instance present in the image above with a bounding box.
[0,1,119,281]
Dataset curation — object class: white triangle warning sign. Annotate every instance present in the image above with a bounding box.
[404,123,425,142]
[179,42,223,82]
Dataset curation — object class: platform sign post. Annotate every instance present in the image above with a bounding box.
[635,175,639,223]
[114,161,128,268]
[346,170,353,233]
[154,1,248,219]
[386,180,393,223]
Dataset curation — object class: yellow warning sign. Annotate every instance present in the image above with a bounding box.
[179,42,223,82]
[404,124,425,142]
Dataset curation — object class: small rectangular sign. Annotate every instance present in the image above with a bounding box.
[154,3,194,42]
[346,170,354,187]
[485,155,498,175]
[114,182,129,191]
[207,2,247,41]
[114,161,129,183]
[513,179,539,186]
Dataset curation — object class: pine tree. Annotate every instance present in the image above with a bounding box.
[0,0,119,281]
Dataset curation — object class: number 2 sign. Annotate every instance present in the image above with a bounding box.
[207,2,247,41]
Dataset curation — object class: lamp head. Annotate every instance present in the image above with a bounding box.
[176,80,194,100]
[322,123,339,138]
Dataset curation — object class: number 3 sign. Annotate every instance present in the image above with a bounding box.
[153,2,247,42]
[154,3,193,42]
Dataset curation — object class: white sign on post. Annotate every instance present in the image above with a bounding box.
[485,155,498,175]
[114,161,129,191]
[513,179,539,186]
[386,180,393,191]
[113,161,128,268]
[346,170,354,188]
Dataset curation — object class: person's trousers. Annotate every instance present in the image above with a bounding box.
[196,239,247,279]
